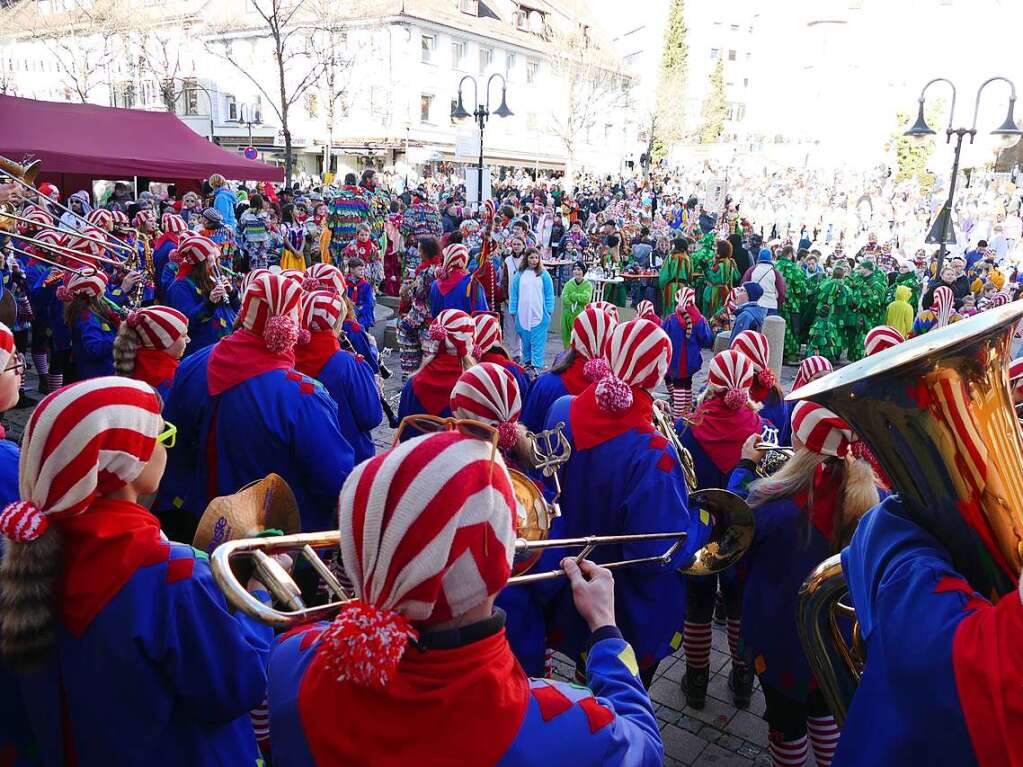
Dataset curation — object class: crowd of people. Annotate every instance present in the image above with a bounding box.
[0,157,1019,767]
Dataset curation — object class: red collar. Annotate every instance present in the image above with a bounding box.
[57,499,169,637]
[131,347,179,392]
[298,628,528,767]
[411,354,464,415]
[559,355,591,396]
[690,397,764,472]
[569,386,655,450]
[294,331,341,379]
[480,350,524,376]
[152,232,179,251]
[207,329,296,396]
[794,463,841,542]
[434,269,469,296]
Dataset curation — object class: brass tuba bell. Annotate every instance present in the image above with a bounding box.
[793,302,1023,724]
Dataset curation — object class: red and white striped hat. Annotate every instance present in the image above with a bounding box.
[86,208,113,230]
[990,292,1011,308]
[110,210,129,227]
[731,329,776,388]
[1009,357,1023,392]
[66,226,107,260]
[30,228,64,251]
[327,431,518,687]
[429,309,475,357]
[933,286,955,327]
[597,318,671,412]
[0,377,162,543]
[793,355,833,391]
[472,313,502,356]
[442,243,469,271]
[17,206,53,232]
[450,362,522,448]
[0,322,14,373]
[133,210,156,230]
[125,306,188,350]
[864,326,904,357]
[177,235,219,265]
[242,268,273,293]
[239,272,304,353]
[706,349,755,409]
[588,300,619,322]
[161,213,188,233]
[300,289,346,333]
[791,401,856,458]
[570,304,616,360]
[306,262,347,295]
[65,271,108,299]
[674,287,696,311]
[635,300,657,322]
[279,269,305,287]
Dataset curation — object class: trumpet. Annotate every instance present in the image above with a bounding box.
[652,402,698,492]
[754,425,794,478]
[210,487,754,627]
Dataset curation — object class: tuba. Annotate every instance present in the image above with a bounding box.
[792,302,1023,724]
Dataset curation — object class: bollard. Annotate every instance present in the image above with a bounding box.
[763,314,786,377]
[713,331,731,353]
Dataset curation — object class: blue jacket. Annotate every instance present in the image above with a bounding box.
[71,310,116,380]
[429,272,488,317]
[729,302,767,344]
[661,311,712,380]
[509,270,555,333]
[347,279,376,331]
[315,349,382,465]
[520,370,570,435]
[342,321,379,374]
[155,344,354,533]
[212,187,238,230]
[166,276,238,358]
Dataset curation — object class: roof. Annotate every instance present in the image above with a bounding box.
[0,95,283,182]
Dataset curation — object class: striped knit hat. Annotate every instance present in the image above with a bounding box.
[110,210,128,227]
[725,286,743,315]
[327,431,518,687]
[429,309,475,357]
[300,289,346,333]
[161,213,188,233]
[1009,357,1023,393]
[86,208,113,230]
[442,243,469,272]
[306,262,347,295]
[242,268,273,293]
[239,272,304,353]
[731,330,776,388]
[571,304,617,383]
[0,322,14,373]
[133,210,156,230]
[472,313,502,357]
[588,300,620,322]
[635,300,657,322]
[706,349,755,409]
[17,206,53,232]
[933,286,956,328]
[792,401,856,458]
[177,235,219,265]
[66,227,107,261]
[279,269,305,287]
[125,306,188,350]
[597,319,671,412]
[0,378,162,543]
[990,292,1011,309]
[864,326,904,357]
[202,207,223,225]
[64,271,108,299]
[450,362,522,449]
[674,287,696,312]
[793,355,833,391]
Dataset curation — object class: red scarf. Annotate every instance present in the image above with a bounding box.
[294,331,341,379]
[569,386,655,451]
[131,347,179,393]
[411,354,464,415]
[480,351,525,378]
[298,628,529,767]
[57,499,169,637]
[175,262,197,281]
[690,397,763,472]
[559,354,591,396]
[416,256,441,275]
[207,329,296,396]
[152,232,179,253]
[433,268,468,296]
[794,463,841,542]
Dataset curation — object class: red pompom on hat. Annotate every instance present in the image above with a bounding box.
[731,329,775,387]
[472,313,502,357]
[429,309,474,357]
[707,349,755,410]
[596,318,672,412]
[238,272,304,353]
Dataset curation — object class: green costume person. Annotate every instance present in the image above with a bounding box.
[690,232,716,313]
[806,266,851,364]
[658,245,693,314]
[560,269,593,346]
[801,267,825,345]
[702,240,740,318]
[774,248,808,363]
[844,260,889,362]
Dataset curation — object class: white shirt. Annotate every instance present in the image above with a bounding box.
[750,262,779,310]
[517,270,544,331]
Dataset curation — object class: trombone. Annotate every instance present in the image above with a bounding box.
[2,211,128,267]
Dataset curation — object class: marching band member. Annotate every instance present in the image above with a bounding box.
[780,355,833,445]
[676,350,766,709]
[588,300,619,321]
[731,330,787,430]
[155,273,353,538]
[660,286,712,418]
[153,214,188,302]
[294,290,382,464]
[396,309,476,423]
[429,243,488,316]
[112,306,190,401]
[732,404,878,767]
[267,429,664,767]
[166,235,238,357]
[472,311,531,398]
[304,262,380,374]
[634,299,658,323]
[520,305,616,433]
[61,271,117,381]
[863,325,904,357]
[0,378,273,766]
[540,319,714,686]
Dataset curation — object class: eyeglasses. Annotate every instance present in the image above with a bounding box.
[392,416,499,478]
[3,354,25,376]
[156,421,177,449]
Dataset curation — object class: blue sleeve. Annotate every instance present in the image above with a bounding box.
[290,387,355,532]
[77,316,114,364]
[361,282,375,321]
[150,553,273,723]
[429,281,441,318]
[345,355,384,432]
[729,312,752,345]
[693,318,713,348]
[543,272,555,319]
[213,194,234,225]
[472,280,489,312]
[584,633,664,766]
[725,463,758,500]
[509,272,520,315]
[167,279,212,326]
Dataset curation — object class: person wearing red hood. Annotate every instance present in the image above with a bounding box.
[113,306,190,401]
[166,235,238,357]
[396,309,476,426]
[153,213,188,302]
[154,272,353,540]
[429,243,488,316]
[471,312,530,398]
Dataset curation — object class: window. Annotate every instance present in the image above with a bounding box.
[421,34,435,63]
[226,94,237,121]
[526,112,538,131]
[420,93,433,123]
[513,9,528,29]
[743,77,749,87]
[451,40,465,68]
[730,24,739,31]
[735,103,746,122]
[459,0,479,14]
[728,49,736,61]
[305,92,318,118]
[710,48,720,59]
[526,58,539,83]
[450,99,459,125]
[505,52,516,77]
[479,46,493,72]
[253,96,262,123]
[117,82,136,109]
[604,123,613,141]
[183,79,199,115]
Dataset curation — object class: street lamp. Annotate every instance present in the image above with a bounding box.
[453,73,513,208]
[905,76,1023,273]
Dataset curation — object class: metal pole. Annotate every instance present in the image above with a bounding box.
[477,107,485,208]
[937,130,966,276]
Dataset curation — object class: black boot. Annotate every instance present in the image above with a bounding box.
[728,666,754,709]
[713,591,726,626]
[682,665,709,709]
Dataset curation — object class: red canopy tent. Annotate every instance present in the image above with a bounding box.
[0,95,283,184]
